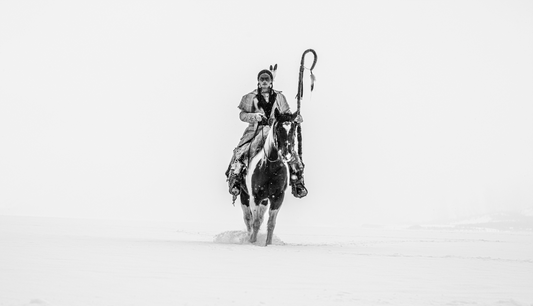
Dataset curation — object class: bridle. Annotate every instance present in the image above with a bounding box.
[263,120,297,163]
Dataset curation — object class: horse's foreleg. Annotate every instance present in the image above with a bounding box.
[266,192,285,246]
[266,209,279,246]
[250,199,268,243]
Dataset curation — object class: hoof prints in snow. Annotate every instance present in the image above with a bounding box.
[213,230,284,245]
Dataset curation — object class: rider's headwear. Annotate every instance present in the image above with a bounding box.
[257,69,273,81]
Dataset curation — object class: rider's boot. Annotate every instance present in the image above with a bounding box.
[227,160,244,198]
[288,160,308,198]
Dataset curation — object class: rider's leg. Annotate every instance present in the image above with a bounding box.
[288,156,308,198]
[228,159,245,196]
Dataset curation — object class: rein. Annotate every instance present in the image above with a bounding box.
[246,121,279,168]
[246,124,262,167]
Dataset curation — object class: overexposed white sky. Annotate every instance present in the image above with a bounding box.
[1,0,532,226]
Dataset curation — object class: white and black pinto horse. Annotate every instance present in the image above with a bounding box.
[238,109,299,246]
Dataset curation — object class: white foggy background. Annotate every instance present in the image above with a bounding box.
[1,0,532,227]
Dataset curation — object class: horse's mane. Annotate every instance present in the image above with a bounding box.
[258,122,278,166]
[276,113,294,123]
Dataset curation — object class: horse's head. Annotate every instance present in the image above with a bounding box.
[272,109,299,162]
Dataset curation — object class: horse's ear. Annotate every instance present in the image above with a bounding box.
[291,112,299,122]
[274,108,281,120]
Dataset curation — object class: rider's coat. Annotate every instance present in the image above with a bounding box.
[233,89,291,164]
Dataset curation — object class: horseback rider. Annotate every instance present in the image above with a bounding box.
[226,68,308,199]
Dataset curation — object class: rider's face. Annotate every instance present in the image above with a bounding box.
[258,74,272,89]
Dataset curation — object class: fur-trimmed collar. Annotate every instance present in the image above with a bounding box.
[250,89,283,95]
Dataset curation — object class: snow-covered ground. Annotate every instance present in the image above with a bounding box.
[1,215,532,306]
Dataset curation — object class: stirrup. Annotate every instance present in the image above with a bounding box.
[292,183,308,198]
[228,173,241,196]
[231,190,239,206]
[290,174,308,198]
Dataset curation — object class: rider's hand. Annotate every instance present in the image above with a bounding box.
[254,113,267,122]
[295,114,304,123]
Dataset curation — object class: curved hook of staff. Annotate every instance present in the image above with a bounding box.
[300,49,318,71]
[297,49,318,113]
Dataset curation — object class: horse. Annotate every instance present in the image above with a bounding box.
[238,109,299,246]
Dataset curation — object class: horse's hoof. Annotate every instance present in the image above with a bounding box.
[249,234,257,244]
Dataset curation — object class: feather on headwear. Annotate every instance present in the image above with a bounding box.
[257,64,278,81]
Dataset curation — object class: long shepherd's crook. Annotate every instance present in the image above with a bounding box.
[295,49,317,162]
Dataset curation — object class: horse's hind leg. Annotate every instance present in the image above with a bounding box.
[241,205,252,233]
[266,193,285,246]
[239,187,252,233]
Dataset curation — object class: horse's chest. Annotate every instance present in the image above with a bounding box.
[250,162,288,197]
